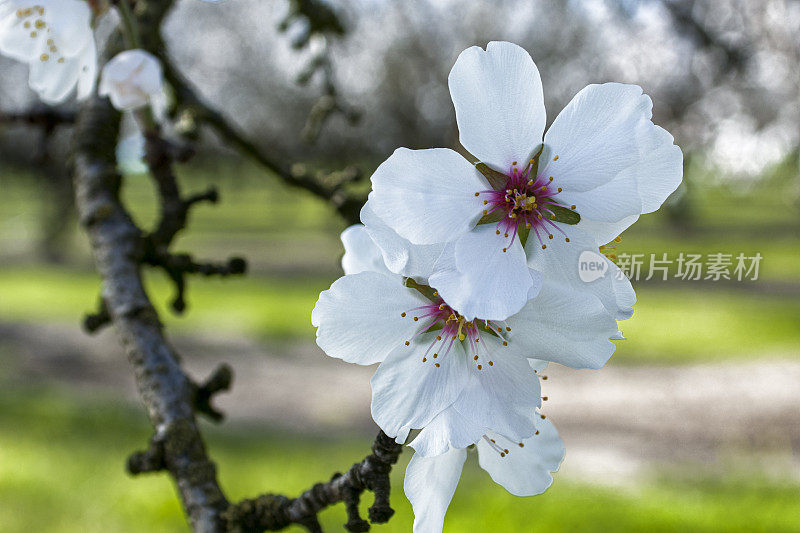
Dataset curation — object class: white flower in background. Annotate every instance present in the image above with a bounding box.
[99,49,165,113]
[367,40,682,322]
[405,412,564,533]
[0,0,96,104]
[313,225,617,453]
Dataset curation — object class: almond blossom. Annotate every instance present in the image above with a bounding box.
[313,224,617,453]
[0,0,96,104]
[367,40,682,321]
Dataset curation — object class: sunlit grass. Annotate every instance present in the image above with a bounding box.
[1,388,798,533]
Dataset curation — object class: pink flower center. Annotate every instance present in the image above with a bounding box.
[477,158,576,251]
[400,298,511,370]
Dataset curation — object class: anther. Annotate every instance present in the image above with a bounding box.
[570,204,576,209]
[404,341,410,346]
[488,361,494,366]
[518,442,524,447]
[565,238,570,243]
[401,312,406,317]
[535,430,540,435]
[504,232,509,238]
[477,364,483,370]
[433,353,438,358]
[474,192,480,196]
[549,176,554,182]
[496,230,500,235]
[474,355,479,361]
[422,357,427,362]
[483,200,488,205]
[542,396,548,401]
[548,234,553,239]
[506,327,511,331]
[436,335,442,340]
[502,341,507,346]
[435,363,440,368]
[542,375,548,380]
[553,155,559,161]
[482,210,488,215]
[413,317,419,321]
[540,414,546,419]
[557,187,562,192]
[502,248,507,253]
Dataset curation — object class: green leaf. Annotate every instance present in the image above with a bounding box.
[404,278,439,302]
[527,144,544,179]
[476,209,507,225]
[518,223,531,247]
[546,204,581,225]
[475,162,508,191]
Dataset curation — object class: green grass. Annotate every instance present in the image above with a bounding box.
[1,387,799,533]
[1,265,799,364]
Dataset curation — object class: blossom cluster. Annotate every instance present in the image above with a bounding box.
[312,41,683,531]
[0,0,219,109]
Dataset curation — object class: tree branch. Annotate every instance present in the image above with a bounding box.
[223,431,403,533]
[72,63,229,532]
[69,4,403,532]
[157,46,365,225]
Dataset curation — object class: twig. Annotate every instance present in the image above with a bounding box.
[223,431,403,533]
[157,51,366,225]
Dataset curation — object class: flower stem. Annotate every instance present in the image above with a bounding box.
[116,0,141,49]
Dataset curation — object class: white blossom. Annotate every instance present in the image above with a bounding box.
[313,224,617,453]
[0,0,96,104]
[99,49,165,113]
[367,41,682,321]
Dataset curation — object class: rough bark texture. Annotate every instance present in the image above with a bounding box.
[72,90,230,532]
[64,2,402,531]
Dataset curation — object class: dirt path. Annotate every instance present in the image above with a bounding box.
[3,321,799,485]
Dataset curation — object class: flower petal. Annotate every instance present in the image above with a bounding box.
[75,37,96,100]
[28,51,82,104]
[635,125,684,213]
[430,226,537,322]
[409,405,485,458]
[451,335,541,442]
[527,227,633,320]
[448,41,546,170]
[504,279,618,369]
[371,335,469,439]
[557,170,641,223]
[340,224,392,276]
[477,418,564,497]
[404,448,467,533]
[573,214,640,248]
[361,202,445,281]
[540,83,655,192]
[311,272,427,365]
[368,148,485,245]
